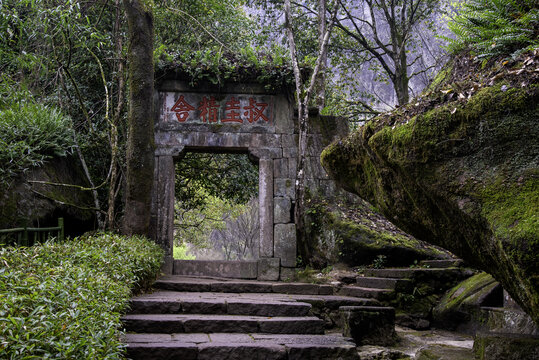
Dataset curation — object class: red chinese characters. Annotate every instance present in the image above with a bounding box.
[168,94,271,124]
[243,98,269,123]
[171,95,195,122]
[222,97,242,123]
[198,96,220,123]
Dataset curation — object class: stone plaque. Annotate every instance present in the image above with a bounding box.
[160,92,274,125]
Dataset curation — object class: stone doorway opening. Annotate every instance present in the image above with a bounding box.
[173,149,260,262]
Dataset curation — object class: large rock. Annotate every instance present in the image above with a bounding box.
[0,156,95,235]
[303,197,451,268]
[321,55,539,323]
[433,272,502,331]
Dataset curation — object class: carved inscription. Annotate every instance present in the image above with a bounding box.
[163,93,273,125]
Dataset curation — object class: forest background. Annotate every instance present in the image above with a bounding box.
[1,0,536,260]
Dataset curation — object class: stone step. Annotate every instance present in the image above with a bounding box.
[362,267,466,279]
[338,286,394,301]
[355,276,412,291]
[122,314,325,334]
[419,259,463,268]
[129,291,312,316]
[124,333,360,360]
[154,275,334,295]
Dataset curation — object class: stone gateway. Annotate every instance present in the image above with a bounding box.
[150,78,347,280]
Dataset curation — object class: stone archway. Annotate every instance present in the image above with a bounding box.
[150,80,298,280]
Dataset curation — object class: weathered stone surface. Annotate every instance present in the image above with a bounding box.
[259,316,324,334]
[321,73,539,322]
[433,272,503,331]
[274,224,297,267]
[173,260,258,279]
[227,300,311,317]
[338,286,393,300]
[415,344,473,360]
[473,332,539,360]
[272,283,320,295]
[274,158,288,178]
[259,158,274,258]
[274,197,292,224]
[210,281,273,293]
[287,343,359,360]
[274,178,295,198]
[355,277,412,292]
[198,343,287,360]
[126,342,198,360]
[257,257,280,281]
[477,307,538,335]
[340,306,396,346]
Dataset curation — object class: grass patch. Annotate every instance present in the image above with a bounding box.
[0,233,163,359]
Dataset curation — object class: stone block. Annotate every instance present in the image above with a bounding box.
[340,306,396,346]
[281,134,298,148]
[288,158,298,178]
[274,178,295,198]
[274,197,292,224]
[258,258,280,281]
[273,158,288,178]
[283,147,298,158]
[274,224,297,268]
[173,260,258,279]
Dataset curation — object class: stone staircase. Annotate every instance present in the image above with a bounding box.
[122,275,380,360]
[337,259,465,301]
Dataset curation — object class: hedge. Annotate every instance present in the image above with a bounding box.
[0,233,163,359]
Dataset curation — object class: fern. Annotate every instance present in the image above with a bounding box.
[445,0,539,59]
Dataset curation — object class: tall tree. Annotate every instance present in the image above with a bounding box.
[284,0,338,261]
[122,0,155,236]
[333,0,441,106]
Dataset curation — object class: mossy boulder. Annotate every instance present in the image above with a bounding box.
[0,156,96,235]
[433,272,502,331]
[303,196,451,268]
[320,54,539,324]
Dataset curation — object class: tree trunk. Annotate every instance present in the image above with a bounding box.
[122,0,155,236]
[315,0,327,111]
[393,47,410,106]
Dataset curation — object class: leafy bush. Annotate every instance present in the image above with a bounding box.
[446,0,539,59]
[0,233,163,359]
[0,100,75,183]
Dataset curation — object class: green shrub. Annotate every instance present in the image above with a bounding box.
[0,233,163,359]
[445,0,539,59]
[0,101,75,184]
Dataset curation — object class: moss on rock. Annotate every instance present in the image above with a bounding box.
[321,54,539,324]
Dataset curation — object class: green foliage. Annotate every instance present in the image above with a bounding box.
[0,233,163,359]
[445,0,539,59]
[372,254,388,269]
[174,187,245,250]
[0,94,75,185]
[175,153,258,210]
[173,243,196,260]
